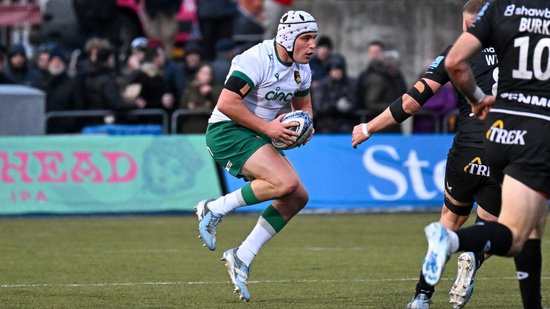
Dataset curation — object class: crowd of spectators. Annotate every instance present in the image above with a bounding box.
[0,0,457,135]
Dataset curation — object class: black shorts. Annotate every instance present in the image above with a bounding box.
[483,112,550,196]
[445,145,501,217]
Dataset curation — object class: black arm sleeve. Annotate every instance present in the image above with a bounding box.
[224,75,252,98]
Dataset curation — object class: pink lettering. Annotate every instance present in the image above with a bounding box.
[36,191,47,202]
[0,152,32,183]
[34,151,68,182]
[71,152,103,182]
[21,191,31,201]
[103,152,137,183]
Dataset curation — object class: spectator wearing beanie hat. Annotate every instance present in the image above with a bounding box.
[313,53,357,133]
[4,44,41,88]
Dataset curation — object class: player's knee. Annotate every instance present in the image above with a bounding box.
[509,238,528,256]
[294,187,309,207]
[505,226,530,256]
[275,176,300,197]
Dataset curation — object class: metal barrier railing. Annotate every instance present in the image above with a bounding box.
[170,109,212,134]
[44,108,452,135]
[44,109,170,134]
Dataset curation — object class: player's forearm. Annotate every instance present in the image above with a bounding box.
[217,92,270,134]
[447,61,479,104]
[291,95,313,118]
[445,32,484,105]
[366,108,398,134]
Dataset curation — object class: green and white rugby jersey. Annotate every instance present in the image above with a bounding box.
[209,39,312,123]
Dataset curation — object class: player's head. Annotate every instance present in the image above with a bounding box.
[276,10,318,61]
[462,0,492,31]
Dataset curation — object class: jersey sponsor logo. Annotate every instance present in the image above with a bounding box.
[463,157,491,177]
[486,120,527,145]
[504,4,550,18]
[264,87,295,102]
[293,68,301,84]
[500,92,550,108]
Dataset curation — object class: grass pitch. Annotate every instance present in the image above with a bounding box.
[0,213,548,308]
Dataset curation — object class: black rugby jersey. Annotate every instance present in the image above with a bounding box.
[422,46,498,148]
[469,0,550,120]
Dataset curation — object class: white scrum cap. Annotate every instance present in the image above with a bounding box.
[276,10,318,54]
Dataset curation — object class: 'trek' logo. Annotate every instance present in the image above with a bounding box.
[486,120,527,145]
[464,157,490,177]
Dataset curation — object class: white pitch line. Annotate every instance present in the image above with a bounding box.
[3,276,550,289]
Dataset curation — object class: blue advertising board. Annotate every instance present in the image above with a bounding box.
[223,134,454,212]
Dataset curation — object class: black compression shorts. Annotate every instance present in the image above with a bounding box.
[445,145,501,217]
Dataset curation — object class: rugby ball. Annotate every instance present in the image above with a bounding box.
[272,110,313,150]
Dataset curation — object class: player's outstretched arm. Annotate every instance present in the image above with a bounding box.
[351,78,442,149]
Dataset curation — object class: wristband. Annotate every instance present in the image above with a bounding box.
[471,86,485,106]
[361,123,370,138]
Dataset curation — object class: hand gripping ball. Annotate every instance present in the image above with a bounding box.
[272,110,313,150]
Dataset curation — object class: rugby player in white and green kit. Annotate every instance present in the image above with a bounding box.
[194,10,318,302]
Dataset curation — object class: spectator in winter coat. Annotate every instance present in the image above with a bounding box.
[3,44,41,88]
[179,63,222,133]
[309,35,334,91]
[82,46,139,112]
[0,45,15,84]
[43,49,83,134]
[355,46,407,133]
[124,46,174,112]
[312,54,357,133]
